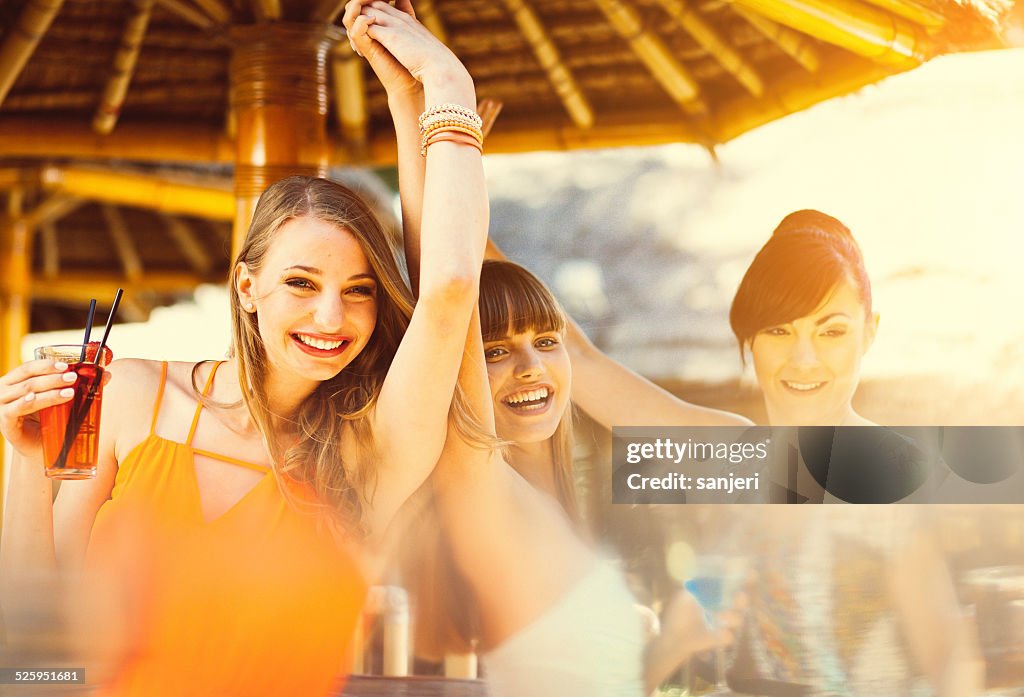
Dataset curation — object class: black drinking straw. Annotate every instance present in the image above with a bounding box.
[79,299,97,362]
[56,289,124,469]
[93,288,123,364]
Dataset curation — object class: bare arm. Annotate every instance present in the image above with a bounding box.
[890,528,982,697]
[484,240,752,429]
[345,1,488,540]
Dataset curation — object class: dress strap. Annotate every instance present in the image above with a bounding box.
[149,361,169,435]
[186,361,222,446]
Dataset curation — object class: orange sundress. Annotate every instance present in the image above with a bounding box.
[85,362,366,697]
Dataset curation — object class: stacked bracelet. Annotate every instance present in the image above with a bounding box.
[419,103,484,156]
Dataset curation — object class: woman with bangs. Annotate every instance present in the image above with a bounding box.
[722,211,982,697]
[0,8,488,696]
[729,210,879,427]
[346,5,744,695]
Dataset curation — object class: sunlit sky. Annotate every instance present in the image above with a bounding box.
[27,50,1024,396]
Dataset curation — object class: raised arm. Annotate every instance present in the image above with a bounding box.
[344,1,488,539]
[483,240,752,429]
[344,0,426,293]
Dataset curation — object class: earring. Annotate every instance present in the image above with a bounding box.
[244,302,255,312]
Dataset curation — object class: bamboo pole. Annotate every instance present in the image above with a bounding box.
[857,0,945,30]
[590,0,705,115]
[0,190,28,530]
[40,166,234,220]
[501,0,594,128]
[310,0,347,24]
[416,0,449,44]
[654,0,765,96]
[102,205,144,281]
[192,0,231,24]
[252,0,282,22]
[162,215,213,274]
[0,117,235,164]
[0,0,66,107]
[40,221,59,279]
[93,0,155,135]
[229,24,341,254]
[728,0,933,65]
[22,193,83,231]
[733,6,820,72]
[153,0,214,29]
[30,272,212,304]
[331,41,369,161]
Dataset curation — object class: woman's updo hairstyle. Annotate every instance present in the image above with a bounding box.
[729,209,872,359]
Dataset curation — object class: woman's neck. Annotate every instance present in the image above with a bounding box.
[223,358,313,433]
[766,401,872,427]
[506,439,559,500]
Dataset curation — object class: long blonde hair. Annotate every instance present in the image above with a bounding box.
[227,175,484,536]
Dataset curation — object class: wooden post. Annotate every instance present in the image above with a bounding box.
[0,190,31,527]
[229,23,342,256]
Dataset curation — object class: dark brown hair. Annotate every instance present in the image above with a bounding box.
[729,210,872,359]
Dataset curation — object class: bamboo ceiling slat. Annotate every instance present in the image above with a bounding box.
[858,0,946,29]
[162,214,212,274]
[654,0,765,96]
[22,193,82,231]
[153,0,215,29]
[191,0,232,24]
[591,0,706,115]
[730,0,932,65]
[94,0,154,135]
[4,84,226,111]
[102,204,144,280]
[0,0,67,107]
[500,0,594,128]
[732,5,822,71]
[40,221,59,279]
[30,271,211,304]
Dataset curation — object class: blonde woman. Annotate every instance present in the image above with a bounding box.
[0,15,488,695]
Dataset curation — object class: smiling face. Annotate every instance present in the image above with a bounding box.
[235,216,378,395]
[750,280,877,426]
[484,326,572,444]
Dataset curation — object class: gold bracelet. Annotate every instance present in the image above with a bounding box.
[421,125,484,156]
[419,103,482,130]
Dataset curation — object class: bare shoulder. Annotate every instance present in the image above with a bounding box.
[103,358,165,417]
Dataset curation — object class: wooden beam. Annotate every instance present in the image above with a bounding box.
[102,205,144,281]
[40,166,234,220]
[40,221,59,279]
[251,0,282,22]
[30,272,212,304]
[22,193,83,231]
[500,0,594,128]
[93,0,155,135]
[162,215,213,274]
[728,0,932,65]
[416,0,448,44]
[192,0,231,24]
[310,0,346,24]
[153,0,214,29]
[590,0,705,115]
[331,41,369,160]
[654,0,765,97]
[733,5,820,72]
[0,0,67,107]
[0,117,235,164]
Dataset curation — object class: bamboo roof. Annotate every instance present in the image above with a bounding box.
[0,0,1016,333]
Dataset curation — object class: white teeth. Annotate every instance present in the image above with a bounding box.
[296,334,344,350]
[784,381,823,391]
[506,387,549,405]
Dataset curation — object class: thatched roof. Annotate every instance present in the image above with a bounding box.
[0,0,1012,160]
[0,0,1015,334]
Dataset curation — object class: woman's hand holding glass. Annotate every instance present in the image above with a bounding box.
[0,359,81,462]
